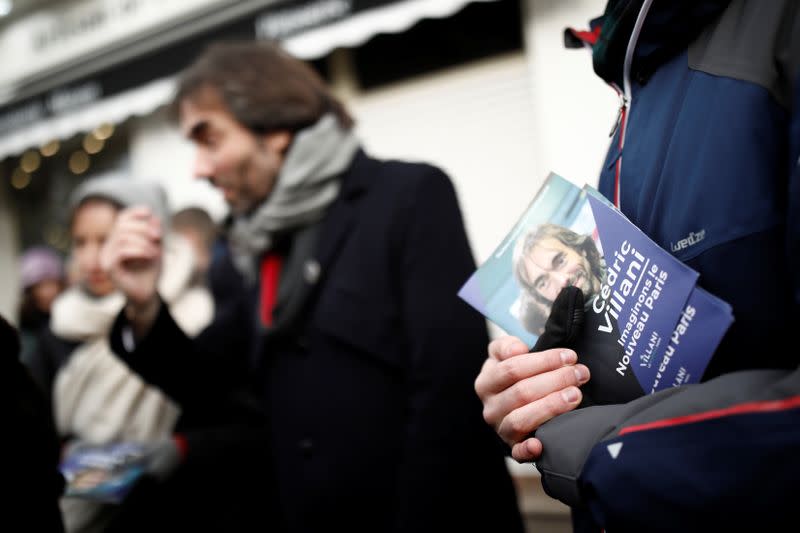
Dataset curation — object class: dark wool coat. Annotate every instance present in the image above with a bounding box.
[112,151,525,533]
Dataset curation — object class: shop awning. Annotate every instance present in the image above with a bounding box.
[0,77,175,163]
[281,0,492,59]
[0,0,496,161]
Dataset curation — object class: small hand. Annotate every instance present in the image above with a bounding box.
[474,336,590,463]
[100,206,163,333]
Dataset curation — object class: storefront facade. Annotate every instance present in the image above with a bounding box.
[0,3,620,529]
[0,0,615,338]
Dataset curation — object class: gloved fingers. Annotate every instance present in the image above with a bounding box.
[533,286,585,352]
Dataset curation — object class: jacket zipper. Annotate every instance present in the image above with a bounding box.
[610,89,627,208]
[612,0,654,209]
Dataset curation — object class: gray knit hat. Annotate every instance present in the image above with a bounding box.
[69,171,169,227]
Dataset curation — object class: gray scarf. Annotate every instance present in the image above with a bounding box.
[228,114,360,282]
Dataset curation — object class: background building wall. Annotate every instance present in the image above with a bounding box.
[0,2,617,530]
[0,0,618,325]
[2,0,618,335]
[523,0,617,184]
[127,0,615,349]
[0,184,20,321]
[130,0,615,267]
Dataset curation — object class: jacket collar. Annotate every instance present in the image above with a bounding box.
[313,149,373,272]
[263,149,373,336]
[574,0,731,87]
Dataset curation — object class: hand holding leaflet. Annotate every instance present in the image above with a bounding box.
[459,173,733,403]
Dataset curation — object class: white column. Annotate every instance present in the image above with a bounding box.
[522,0,617,189]
[0,184,20,323]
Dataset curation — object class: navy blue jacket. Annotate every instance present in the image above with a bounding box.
[595,0,800,378]
[535,1,800,530]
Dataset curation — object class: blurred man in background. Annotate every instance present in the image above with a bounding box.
[17,245,66,367]
[101,40,524,532]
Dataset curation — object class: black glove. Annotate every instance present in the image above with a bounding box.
[532,285,586,352]
[533,286,644,406]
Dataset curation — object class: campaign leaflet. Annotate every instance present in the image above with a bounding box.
[643,285,733,393]
[60,442,147,504]
[585,194,698,390]
[584,194,732,393]
[458,172,733,398]
[458,173,600,348]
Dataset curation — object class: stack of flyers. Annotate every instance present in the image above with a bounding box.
[458,173,733,402]
[60,441,148,504]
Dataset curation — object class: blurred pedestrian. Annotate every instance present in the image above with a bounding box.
[171,205,219,285]
[17,245,66,366]
[102,40,524,533]
[26,172,233,532]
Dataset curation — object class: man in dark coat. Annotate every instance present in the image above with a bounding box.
[101,40,523,532]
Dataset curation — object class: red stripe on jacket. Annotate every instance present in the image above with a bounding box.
[619,395,800,436]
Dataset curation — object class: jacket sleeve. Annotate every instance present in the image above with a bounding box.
[535,366,800,531]
[541,12,800,530]
[108,294,270,470]
[787,19,800,314]
[389,166,513,531]
[109,245,253,407]
[110,301,218,412]
[108,246,263,423]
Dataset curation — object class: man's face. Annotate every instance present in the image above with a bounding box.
[179,91,288,215]
[522,236,601,304]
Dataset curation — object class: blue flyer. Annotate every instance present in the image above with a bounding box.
[60,441,147,504]
[458,173,602,348]
[585,195,699,392]
[459,172,733,399]
[642,286,733,393]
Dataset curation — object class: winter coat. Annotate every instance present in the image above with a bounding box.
[536,1,800,531]
[110,150,525,533]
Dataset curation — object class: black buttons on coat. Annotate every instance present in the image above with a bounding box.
[303,260,321,284]
[296,335,310,351]
[298,438,314,457]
